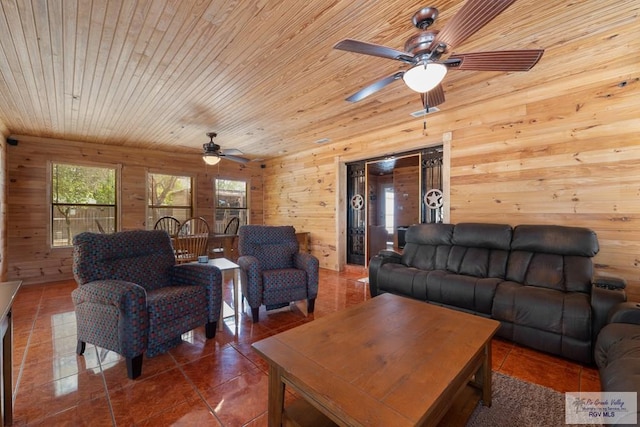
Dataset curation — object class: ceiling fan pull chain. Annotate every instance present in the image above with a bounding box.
[422,93,429,135]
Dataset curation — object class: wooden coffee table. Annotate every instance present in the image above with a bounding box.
[252,293,500,427]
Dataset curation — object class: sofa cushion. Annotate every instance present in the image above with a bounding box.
[447,223,511,279]
[493,282,591,341]
[401,223,453,269]
[426,273,500,315]
[452,223,512,250]
[377,264,429,300]
[506,225,597,293]
[510,225,599,256]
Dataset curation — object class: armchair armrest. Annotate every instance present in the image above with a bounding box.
[71,280,148,357]
[294,252,319,299]
[170,264,223,323]
[238,255,263,308]
[72,279,147,309]
[607,302,640,325]
[368,251,403,297]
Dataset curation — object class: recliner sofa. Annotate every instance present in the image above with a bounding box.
[369,222,626,364]
[595,302,640,425]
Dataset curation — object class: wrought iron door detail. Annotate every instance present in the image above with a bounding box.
[347,162,366,265]
[422,146,444,223]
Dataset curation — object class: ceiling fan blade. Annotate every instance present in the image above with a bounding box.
[221,148,244,156]
[432,0,517,50]
[222,154,250,164]
[346,72,405,102]
[448,50,544,71]
[420,84,446,107]
[334,39,414,64]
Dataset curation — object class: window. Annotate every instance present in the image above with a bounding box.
[215,179,248,233]
[147,173,193,227]
[51,163,117,247]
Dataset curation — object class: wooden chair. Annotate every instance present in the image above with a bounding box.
[211,217,240,259]
[174,217,210,263]
[153,216,181,237]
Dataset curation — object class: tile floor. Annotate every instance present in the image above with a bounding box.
[9,268,601,426]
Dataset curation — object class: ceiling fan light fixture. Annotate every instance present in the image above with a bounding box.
[402,62,447,93]
[202,153,221,165]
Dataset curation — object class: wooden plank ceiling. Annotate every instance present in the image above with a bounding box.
[0,0,633,160]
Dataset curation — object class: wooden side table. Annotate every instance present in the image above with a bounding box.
[192,259,240,330]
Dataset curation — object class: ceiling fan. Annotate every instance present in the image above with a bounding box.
[334,0,544,109]
[202,132,250,165]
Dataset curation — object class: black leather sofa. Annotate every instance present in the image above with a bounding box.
[369,223,627,364]
[595,302,640,425]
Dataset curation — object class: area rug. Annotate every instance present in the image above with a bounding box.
[466,372,601,427]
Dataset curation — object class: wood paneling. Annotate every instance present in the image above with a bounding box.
[263,11,640,300]
[394,162,421,229]
[6,136,263,285]
[0,1,634,162]
[0,133,6,281]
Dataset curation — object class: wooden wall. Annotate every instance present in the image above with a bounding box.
[393,164,421,230]
[262,16,640,300]
[0,130,6,281]
[6,136,263,285]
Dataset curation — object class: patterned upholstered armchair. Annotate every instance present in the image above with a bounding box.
[72,230,222,379]
[238,225,319,322]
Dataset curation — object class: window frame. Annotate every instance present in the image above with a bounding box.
[214,178,249,233]
[146,171,194,228]
[49,161,121,248]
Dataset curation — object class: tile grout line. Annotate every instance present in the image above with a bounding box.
[94,345,118,426]
[12,287,45,406]
[168,351,227,426]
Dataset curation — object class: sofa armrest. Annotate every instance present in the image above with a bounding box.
[238,255,263,308]
[593,272,627,290]
[368,251,403,297]
[170,264,223,323]
[294,252,320,299]
[377,250,402,260]
[607,302,640,325]
[591,284,627,340]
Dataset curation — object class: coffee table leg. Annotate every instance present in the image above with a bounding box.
[477,341,492,407]
[268,364,285,427]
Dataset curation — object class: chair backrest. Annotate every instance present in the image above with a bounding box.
[154,216,181,237]
[73,229,175,291]
[175,217,210,263]
[224,217,240,235]
[238,225,298,270]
